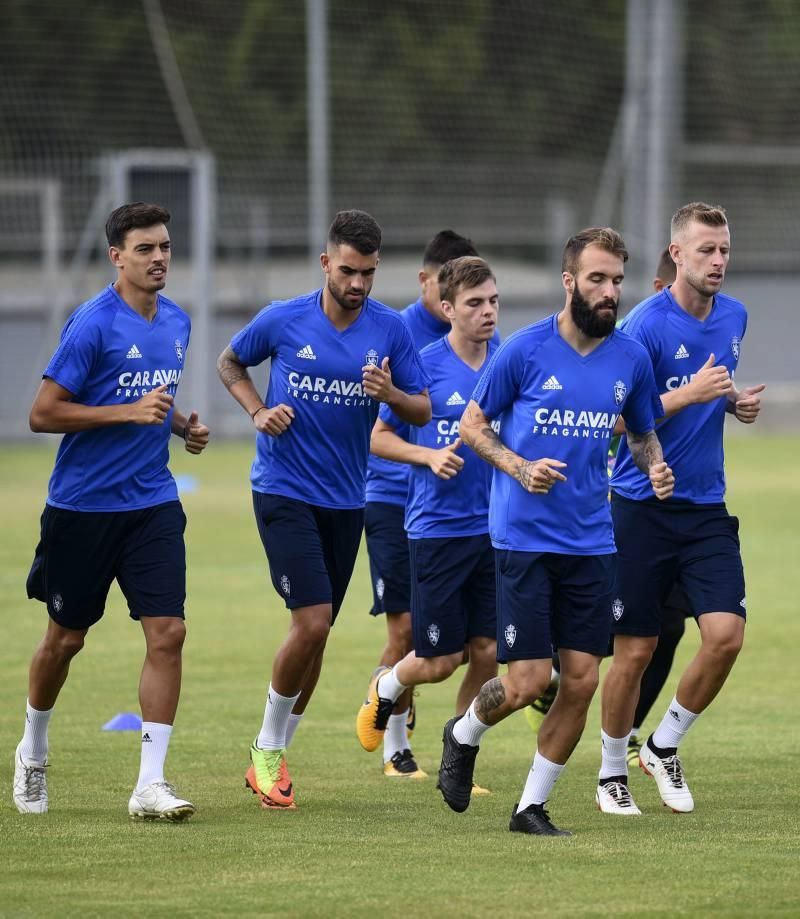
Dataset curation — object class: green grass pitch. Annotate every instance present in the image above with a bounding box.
[1,437,799,917]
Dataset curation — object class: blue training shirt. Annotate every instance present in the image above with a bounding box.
[231,289,429,510]
[473,314,663,555]
[380,335,499,539]
[365,297,450,506]
[44,284,190,512]
[611,287,747,503]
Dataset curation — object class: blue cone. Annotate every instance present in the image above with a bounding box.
[102,712,142,731]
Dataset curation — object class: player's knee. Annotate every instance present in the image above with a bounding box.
[426,655,460,683]
[45,627,86,661]
[509,674,551,708]
[707,627,744,662]
[297,615,331,648]
[469,639,498,673]
[614,639,656,677]
[560,669,599,706]
[145,617,186,657]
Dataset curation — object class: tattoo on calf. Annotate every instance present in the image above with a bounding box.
[475,677,506,721]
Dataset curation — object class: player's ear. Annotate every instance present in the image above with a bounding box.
[441,298,455,320]
[668,242,681,267]
[653,278,664,293]
[562,271,574,294]
[109,246,123,269]
[320,251,330,273]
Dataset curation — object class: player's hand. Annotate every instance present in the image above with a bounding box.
[427,438,465,480]
[131,384,173,425]
[362,356,396,403]
[183,411,209,454]
[649,461,674,500]
[515,458,567,494]
[254,403,295,436]
[733,384,765,423]
[687,354,732,403]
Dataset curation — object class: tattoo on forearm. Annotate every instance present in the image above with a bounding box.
[627,429,663,474]
[217,347,251,389]
[475,677,506,722]
[472,425,511,467]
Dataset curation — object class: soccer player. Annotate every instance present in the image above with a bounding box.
[435,227,672,836]
[14,202,209,820]
[364,231,479,778]
[357,257,499,778]
[217,210,430,809]
[625,248,692,768]
[598,203,764,815]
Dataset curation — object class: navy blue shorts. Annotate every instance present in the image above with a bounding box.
[26,501,186,631]
[253,492,364,624]
[610,494,746,637]
[410,534,496,657]
[495,550,616,662]
[364,501,411,615]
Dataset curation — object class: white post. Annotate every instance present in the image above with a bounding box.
[306,0,329,276]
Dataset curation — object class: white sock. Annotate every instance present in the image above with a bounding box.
[136,722,172,790]
[383,711,409,763]
[284,713,304,748]
[452,699,491,747]
[598,729,629,781]
[518,751,565,810]
[257,683,301,750]
[377,665,407,704]
[652,696,700,750]
[20,700,53,764]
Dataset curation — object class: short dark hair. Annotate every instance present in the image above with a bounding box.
[423,229,478,267]
[561,227,628,275]
[439,256,495,305]
[327,209,382,255]
[656,247,676,285]
[671,202,727,240]
[106,202,171,248]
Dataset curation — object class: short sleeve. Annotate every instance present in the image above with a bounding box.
[622,351,664,435]
[44,310,102,396]
[378,402,411,440]
[386,321,430,395]
[471,336,526,419]
[230,304,282,367]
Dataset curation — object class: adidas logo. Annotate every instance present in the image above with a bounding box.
[296,345,316,360]
[126,344,143,359]
[446,391,466,406]
[674,343,690,359]
[542,375,562,391]
[142,732,152,743]
[669,709,680,722]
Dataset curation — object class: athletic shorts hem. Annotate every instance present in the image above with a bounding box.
[251,485,365,512]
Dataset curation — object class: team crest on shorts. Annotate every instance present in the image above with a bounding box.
[731,336,741,360]
[280,575,291,596]
[612,598,624,621]
[52,594,63,613]
[427,623,440,646]
[504,624,517,648]
[365,349,379,367]
[614,379,627,405]
[175,339,184,363]
[376,577,385,600]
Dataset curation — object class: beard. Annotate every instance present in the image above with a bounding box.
[571,281,619,338]
[327,278,367,311]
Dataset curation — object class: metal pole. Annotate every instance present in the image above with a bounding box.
[621,0,648,280]
[189,152,215,421]
[644,0,683,277]
[306,0,329,279]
